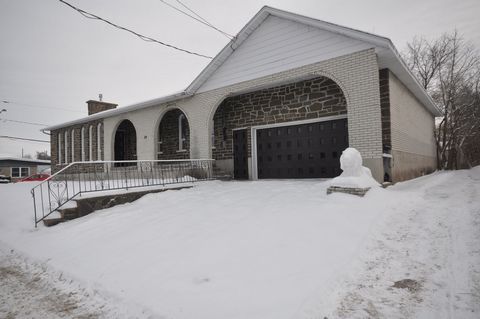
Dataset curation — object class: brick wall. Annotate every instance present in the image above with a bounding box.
[101,49,384,181]
[212,76,347,160]
[157,109,190,160]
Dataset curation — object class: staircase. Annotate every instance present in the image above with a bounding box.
[42,185,192,227]
[32,159,216,227]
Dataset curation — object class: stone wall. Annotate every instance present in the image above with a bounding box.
[212,76,347,160]
[51,119,104,173]
[379,69,391,151]
[158,109,190,160]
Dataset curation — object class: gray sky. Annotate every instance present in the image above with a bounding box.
[1,0,479,158]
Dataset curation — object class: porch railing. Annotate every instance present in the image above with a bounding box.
[31,159,215,227]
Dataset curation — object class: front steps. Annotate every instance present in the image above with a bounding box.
[43,186,192,227]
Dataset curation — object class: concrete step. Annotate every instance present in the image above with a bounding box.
[42,185,192,227]
[43,217,64,227]
[59,207,79,220]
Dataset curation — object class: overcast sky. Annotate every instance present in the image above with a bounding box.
[1,0,479,158]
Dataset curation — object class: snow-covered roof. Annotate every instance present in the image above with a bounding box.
[0,157,50,164]
[44,6,440,131]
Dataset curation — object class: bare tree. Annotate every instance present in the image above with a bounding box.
[404,31,480,169]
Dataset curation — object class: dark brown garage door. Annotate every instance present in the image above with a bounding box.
[256,118,348,178]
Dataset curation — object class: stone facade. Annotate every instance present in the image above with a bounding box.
[157,109,190,160]
[212,76,347,160]
[379,69,391,151]
[51,119,104,173]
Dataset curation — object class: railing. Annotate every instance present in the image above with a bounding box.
[31,159,215,227]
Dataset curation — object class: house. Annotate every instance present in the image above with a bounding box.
[0,157,50,182]
[43,6,440,182]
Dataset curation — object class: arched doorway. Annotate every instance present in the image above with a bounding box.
[114,120,137,163]
[211,76,348,179]
[157,109,190,159]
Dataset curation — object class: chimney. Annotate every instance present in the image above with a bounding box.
[87,97,117,115]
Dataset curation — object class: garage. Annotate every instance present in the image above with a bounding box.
[255,118,348,179]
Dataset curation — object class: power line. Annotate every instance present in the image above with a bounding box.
[159,0,234,39]
[0,135,50,143]
[0,118,50,126]
[58,0,213,59]
[2,100,84,113]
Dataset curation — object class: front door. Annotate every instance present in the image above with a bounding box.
[233,129,248,179]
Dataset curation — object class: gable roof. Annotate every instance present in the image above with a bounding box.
[44,6,440,131]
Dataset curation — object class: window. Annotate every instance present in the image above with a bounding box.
[71,129,75,162]
[58,133,62,164]
[11,167,29,178]
[97,124,102,160]
[64,131,68,164]
[81,127,85,161]
[89,125,93,161]
[178,114,186,151]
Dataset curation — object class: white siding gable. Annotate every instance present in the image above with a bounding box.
[197,15,374,93]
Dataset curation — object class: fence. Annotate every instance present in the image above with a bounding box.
[31,159,215,227]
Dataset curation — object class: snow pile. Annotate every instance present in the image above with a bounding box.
[330,148,380,188]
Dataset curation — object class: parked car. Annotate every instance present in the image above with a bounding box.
[0,175,11,183]
[18,173,50,182]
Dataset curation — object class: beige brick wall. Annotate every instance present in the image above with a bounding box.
[103,49,385,181]
[389,70,437,181]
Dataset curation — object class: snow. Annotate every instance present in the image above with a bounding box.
[1,168,479,318]
[330,148,380,188]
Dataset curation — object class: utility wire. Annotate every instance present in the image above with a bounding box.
[58,0,213,59]
[2,100,83,113]
[0,135,50,143]
[0,118,50,127]
[159,0,234,39]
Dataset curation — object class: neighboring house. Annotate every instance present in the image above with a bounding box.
[0,157,51,182]
[43,6,440,182]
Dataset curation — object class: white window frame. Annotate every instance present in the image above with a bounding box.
[81,126,85,161]
[11,167,30,178]
[89,125,93,161]
[64,131,68,164]
[71,129,75,162]
[58,133,62,164]
[178,114,186,152]
[97,123,102,160]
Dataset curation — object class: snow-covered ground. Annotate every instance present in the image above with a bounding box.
[0,168,479,318]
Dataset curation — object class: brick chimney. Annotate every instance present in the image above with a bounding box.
[87,99,117,115]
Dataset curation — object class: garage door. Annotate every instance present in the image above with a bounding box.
[256,118,348,178]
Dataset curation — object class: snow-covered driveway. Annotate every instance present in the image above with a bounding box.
[0,168,479,318]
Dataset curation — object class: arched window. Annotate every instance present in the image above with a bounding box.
[64,131,68,164]
[178,114,186,151]
[97,123,102,160]
[89,125,93,161]
[71,129,75,162]
[81,127,85,161]
[58,132,62,164]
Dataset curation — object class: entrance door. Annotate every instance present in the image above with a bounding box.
[256,118,348,179]
[233,129,248,179]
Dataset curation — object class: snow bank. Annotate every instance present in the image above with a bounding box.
[330,148,380,188]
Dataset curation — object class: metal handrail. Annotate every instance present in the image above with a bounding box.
[31,159,215,227]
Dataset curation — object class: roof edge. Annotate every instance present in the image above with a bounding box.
[43,91,191,131]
